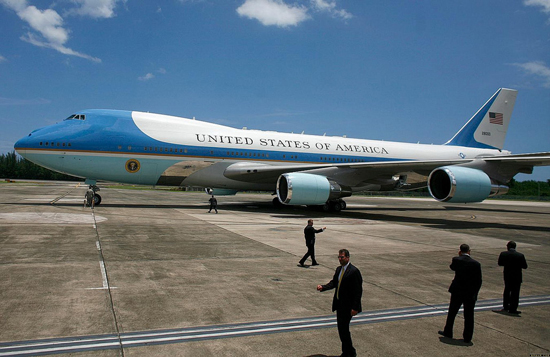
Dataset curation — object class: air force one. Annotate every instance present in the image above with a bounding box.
[13,88,550,211]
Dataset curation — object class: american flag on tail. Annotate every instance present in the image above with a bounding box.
[489,112,503,125]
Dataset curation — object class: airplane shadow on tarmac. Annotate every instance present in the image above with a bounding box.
[9,200,550,236]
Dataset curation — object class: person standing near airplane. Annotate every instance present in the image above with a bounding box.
[495,241,528,314]
[439,244,482,344]
[208,195,218,213]
[317,249,363,357]
[298,219,325,267]
[85,188,94,208]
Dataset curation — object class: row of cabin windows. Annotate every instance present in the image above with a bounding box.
[140,146,272,158]
[320,157,366,162]
[40,142,71,147]
[227,151,269,158]
[141,147,188,153]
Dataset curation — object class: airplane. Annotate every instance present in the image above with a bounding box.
[14,88,550,211]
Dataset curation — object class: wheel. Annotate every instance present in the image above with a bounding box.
[93,194,102,206]
[331,201,342,212]
[340,200,347,210]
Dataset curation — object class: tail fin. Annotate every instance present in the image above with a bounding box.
[445,88,517,150]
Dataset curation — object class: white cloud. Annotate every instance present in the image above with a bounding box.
[0,55,6,62]
[524,0,550,14]
[67,0,122,19]
[19,5,69,45]
[311,0,352,20]
[138,68,166,81]
[515,61,550,88]
[138,73,155,81]
[0,0,101,62]
[237,0,310,28]
[22,32,101,62]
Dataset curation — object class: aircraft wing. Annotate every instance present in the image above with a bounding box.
[224,152,550,187]
[481,152,550,165]
[223,159,472,186]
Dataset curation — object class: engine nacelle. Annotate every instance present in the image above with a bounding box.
[276,173,351,205]
[428,166,508,203]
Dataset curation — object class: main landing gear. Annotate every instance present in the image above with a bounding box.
[271,197,347,213]
[85,184,102,207]
[310,199,347,212]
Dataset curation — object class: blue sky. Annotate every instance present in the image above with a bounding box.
[1,0,549,181]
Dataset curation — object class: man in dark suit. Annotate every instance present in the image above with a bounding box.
[298,219,325,267]
[317,249,363,357]
[496,241,528,314]
[439,244,482,344]
[208,195,218,213]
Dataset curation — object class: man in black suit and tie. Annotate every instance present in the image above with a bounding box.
[439,244,482,344]
[317,249,363,357]
[496,241,528,314]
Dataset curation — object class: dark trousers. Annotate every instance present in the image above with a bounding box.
[208,203,217,213]
[299,244,316,265]
[444,294,476,342]
[503,281,521,312]
[337,308,356,356]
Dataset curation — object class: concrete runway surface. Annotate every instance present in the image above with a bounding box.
[0,181,549,356]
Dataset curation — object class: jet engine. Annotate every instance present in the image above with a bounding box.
[428,166,508,203]
[276,173,351,205]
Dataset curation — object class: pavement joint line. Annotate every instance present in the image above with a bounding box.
[1,295,549,356]
[91,209,124,357]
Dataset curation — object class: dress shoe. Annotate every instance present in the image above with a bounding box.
[463,339,472,344]
[312,262,319,266]
[508,310,521,314]
[438,330,452,338]
[297,263,305,267]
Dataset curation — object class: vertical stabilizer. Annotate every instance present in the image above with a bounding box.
[445,88,517,150]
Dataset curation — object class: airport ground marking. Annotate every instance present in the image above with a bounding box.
[91,209,125,356]
[1,295,549,356]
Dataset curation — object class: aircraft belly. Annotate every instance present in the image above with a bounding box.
[181,161,275,190]
[156,160,215,186]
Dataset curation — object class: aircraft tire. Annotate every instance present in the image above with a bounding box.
[331,201,342,212]
[340,200,347,210]
[93,194,102,206]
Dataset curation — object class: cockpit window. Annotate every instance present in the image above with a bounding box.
[64,114,86,120]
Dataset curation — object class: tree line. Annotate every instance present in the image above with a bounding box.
[1,151,549,198]
[0,151,78,181]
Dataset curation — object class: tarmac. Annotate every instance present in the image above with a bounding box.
[0,180,549,357]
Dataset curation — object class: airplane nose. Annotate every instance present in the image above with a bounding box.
[14,134,31,156]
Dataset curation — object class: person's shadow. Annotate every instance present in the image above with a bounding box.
[438,336,474,346]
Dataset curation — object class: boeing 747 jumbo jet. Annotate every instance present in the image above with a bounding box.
[14,88,550,211]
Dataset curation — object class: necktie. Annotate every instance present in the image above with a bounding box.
[337,267,345,299]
